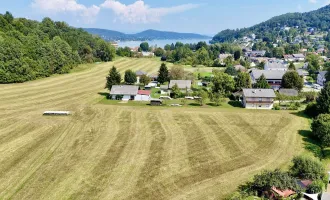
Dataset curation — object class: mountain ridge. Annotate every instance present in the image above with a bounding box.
[84,28,211,41]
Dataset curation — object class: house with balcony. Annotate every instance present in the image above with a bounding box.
[250,70,286,90]
[242,89,276,109]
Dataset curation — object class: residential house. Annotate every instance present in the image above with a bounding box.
[245,50,266,57]
[317,71,327,86]
[242,89,276,109]
[110,85,139,101]
[130,47,139,52]
[136,70,147,84]
[284,55,295,62]
[250,70,286,90]
[169,80,192,93]
[264,61,288,71]
[134,90,151,101]
[292,54,305,61]
[142,52,154,57]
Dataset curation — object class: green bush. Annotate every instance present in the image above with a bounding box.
[306,180,324,194]
[274,105,281,110]
[290,155,325,180]
[305,102,319,118]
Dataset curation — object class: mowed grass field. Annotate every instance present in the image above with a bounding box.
[0,57,306,200]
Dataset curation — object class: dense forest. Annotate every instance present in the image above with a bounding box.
[0,12,116,83]
[212,5,330,43]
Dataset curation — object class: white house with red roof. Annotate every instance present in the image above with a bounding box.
[134,90,151,101]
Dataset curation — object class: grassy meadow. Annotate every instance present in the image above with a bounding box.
[0,57,308,199]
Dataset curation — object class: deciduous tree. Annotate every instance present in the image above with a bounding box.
[282,71,304,91]
[124,69,137,84]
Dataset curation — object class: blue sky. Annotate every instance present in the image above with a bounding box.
[1,0,329,35]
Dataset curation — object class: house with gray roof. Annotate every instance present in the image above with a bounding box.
[264,61,288,71]
[250,70,286,90]
[136,70,147,84]
[317,71,327,86]
[242,89,276,109]
[169,80,192,93]
[110,85,139,101]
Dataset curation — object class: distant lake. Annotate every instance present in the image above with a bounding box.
[117,39,211,48]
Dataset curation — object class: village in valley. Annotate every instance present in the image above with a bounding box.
[3,2,330,200]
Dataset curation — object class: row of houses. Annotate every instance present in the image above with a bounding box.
[109,80,192,101]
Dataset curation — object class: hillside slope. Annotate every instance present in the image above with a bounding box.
[0,12,115,84]
[84,28,211,41]
[212,5,330,43]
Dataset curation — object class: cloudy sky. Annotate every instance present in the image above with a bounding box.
[1,0,329,35]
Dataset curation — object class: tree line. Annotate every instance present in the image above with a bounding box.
[0,12,116,83]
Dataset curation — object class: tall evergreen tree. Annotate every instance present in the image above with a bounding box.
[158,63,169,84]
[254,74,271,89]
[316,82,330,114]
[105,66,121,90]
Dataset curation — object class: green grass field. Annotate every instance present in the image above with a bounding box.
[0,57,308,199]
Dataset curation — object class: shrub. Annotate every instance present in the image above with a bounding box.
[290,155,325,180]
[304,102,318,118]
[274,105,281,110]
[306,180,324,194]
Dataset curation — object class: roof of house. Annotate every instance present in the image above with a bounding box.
[265,61,287,69]
[149,73,158,78]
[138,90,151,95]
[218,54,232,59]
[297,180,313,189]
[110,85,139,95]
[271,187,295,198]
[136,70,147,76]
[293,54,305,58]
[279,89,299,96]
[297,69,308,76]
[251,69,286,80]
[318,71,327,78]
[160,85,169,90]
[243,89,276,98]
[169,80,192,89]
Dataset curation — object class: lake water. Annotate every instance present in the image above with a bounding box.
[117,39,211,48]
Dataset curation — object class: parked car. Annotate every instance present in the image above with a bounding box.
[160,96,172,100]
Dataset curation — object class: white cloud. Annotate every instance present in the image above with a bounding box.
[101,0,200,23]
[31,0,100,23]
[309,0,317,3]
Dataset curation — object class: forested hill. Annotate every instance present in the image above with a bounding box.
[0,12,116,84]
[212,5,330,43]
[84,28,211,41]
